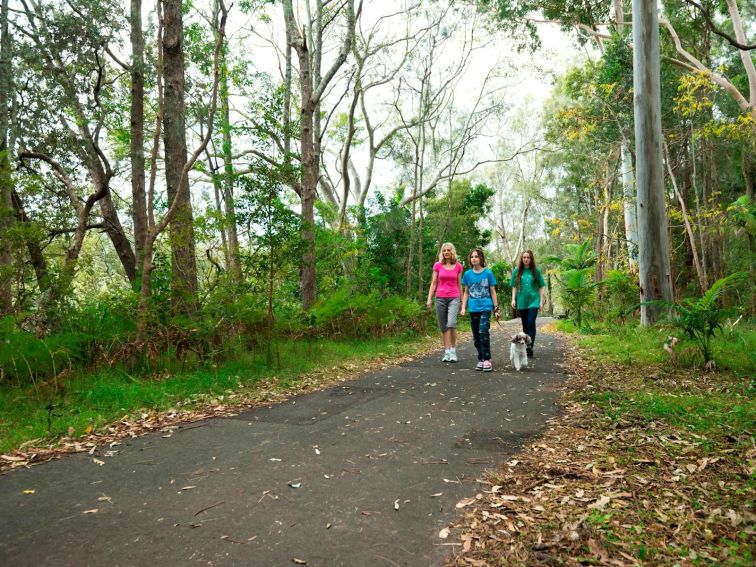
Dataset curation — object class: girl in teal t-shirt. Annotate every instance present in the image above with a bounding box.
[509,250,546,357]
[460,248,500,372]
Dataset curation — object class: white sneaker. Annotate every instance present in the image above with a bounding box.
[448,351,458,363]
[475,361,484,371]
[442,351,450,362]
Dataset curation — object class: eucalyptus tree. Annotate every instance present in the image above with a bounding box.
[282,0,358,310]
[321,0,429,229]
[13,0,137,312]
[187,0,253,286]
[0,0,11,313]
[162,0,200,315]
[136,0,228,341]
[633,0,674,324]
[130,0,147,276]
[392,8,519,297]
[482,99,550,269]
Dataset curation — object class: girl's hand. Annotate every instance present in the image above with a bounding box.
[511,299,516,310]
[494,309,500,321]
[460,308,465,317]
[426,299,432,310]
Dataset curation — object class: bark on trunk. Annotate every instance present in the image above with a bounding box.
[10,189,47,292]
[0,0,11,313]
[664,141,706,293]
[297,45,317,310]
[283,0,355,310]
[632,0,674,324]
[219,39,241,283]
[163,0,198,315]
[620,143,638,271]
[130,0,147,275]
[100,193,137,282]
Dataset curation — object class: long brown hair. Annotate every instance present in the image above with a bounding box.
[468,247,486,267]
[516,250,538,288]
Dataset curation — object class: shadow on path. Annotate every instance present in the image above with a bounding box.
[0,319,567,566]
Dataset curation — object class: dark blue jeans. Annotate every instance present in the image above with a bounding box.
[470,311,491,361]
[518,307,539,349]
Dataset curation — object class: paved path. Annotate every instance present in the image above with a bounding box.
[0,319,567,567]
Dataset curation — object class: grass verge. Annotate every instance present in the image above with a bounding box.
[0,332,441,463]
[446,319,755,566]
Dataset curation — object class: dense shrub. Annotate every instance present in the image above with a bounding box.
[602,270,639,321]
[309,287,429,338]
[0,284,434,387]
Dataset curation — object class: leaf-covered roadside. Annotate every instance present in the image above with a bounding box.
[445,337,755,566]
[0,336,443,474]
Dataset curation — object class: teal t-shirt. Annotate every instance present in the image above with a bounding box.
[462,267,497,312]
[510,267,545,310]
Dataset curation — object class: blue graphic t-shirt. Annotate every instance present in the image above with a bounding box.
[462,268,497,313]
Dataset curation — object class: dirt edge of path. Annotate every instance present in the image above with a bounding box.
[443,328,754,566]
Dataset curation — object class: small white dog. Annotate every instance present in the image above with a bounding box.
[510,332,532,371]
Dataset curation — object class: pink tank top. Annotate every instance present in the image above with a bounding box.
[434,262,462,298]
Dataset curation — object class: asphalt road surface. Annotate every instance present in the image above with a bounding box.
[0,318,567,567]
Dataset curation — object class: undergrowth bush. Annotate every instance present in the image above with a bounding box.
[1,292,139,386]
[309,287,428,338]
[0,286,431,387]
[602,270,638,321]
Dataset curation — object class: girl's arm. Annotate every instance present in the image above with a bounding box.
[460,286,468,316]
[456,269,463,299]
[511,285,517,310]
[490,286,500,320]
[426,271,438,309]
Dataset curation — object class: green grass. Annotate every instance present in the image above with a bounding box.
[556,318,756,439]
[589,390,755,436]
[556,318,756,374]
[0,333,435,454]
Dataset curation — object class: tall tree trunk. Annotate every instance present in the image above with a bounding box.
[0,0,11,314]
[595,170,611,283]
[10,189,47,292]
[406,177,417,298]
[511,198,531,268]
[616,0,639,275]
[138,1,226,343]
[162,0,198,315]
[689,128,708,287]
[620,144,638,272]
[219,35,241,284]
[417,194,424,303]
[100,193,137,282]
[282,0,355,310]
[297,47,318,310]
[214,170,230,267]
[664,141,706,293]
[130,0,147,278]
[632,0,674,325]
[204,146,229,267]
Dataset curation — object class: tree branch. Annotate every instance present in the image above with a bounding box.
[682,0,755,51]
[660,18,752,115]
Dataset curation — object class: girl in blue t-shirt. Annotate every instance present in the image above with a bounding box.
[460,248,500,372]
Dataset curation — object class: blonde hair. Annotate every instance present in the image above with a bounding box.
[437,242,458,265]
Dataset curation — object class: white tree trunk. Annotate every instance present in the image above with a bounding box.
[632,0,674,325]
[620,143,638,271]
